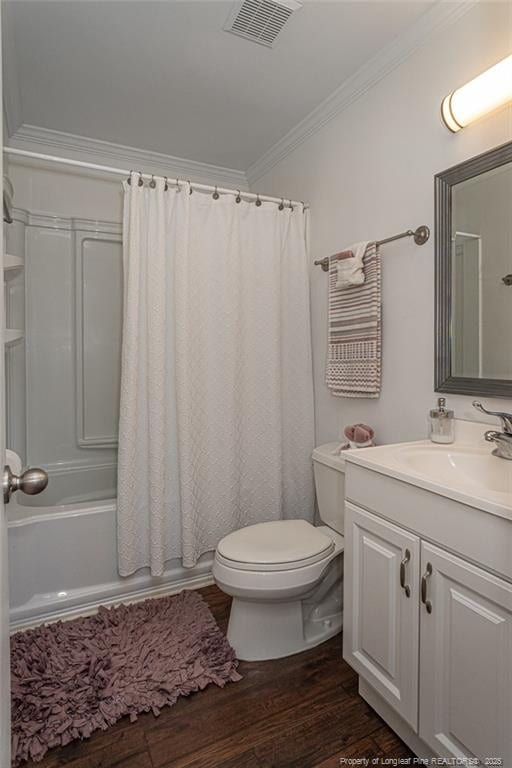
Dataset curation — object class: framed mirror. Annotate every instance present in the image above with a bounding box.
[435,141,512,397]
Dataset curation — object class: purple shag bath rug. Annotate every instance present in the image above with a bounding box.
[10,590,241,765]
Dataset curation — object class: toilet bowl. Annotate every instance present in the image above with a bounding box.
[213,443,346,661]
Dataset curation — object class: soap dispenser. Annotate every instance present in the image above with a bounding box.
[429,397,455,444]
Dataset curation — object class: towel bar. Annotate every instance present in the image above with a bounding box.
[314,225,430,272]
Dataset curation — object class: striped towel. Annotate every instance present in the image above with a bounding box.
[326,242,381,398]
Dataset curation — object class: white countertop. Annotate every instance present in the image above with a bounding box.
[344,419,512,521]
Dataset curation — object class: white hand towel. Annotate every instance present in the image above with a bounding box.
[335,241,370,290]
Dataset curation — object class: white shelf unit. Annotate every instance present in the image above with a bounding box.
[4,329,24,346]
[4,252,25,348]
[5,254,23,272]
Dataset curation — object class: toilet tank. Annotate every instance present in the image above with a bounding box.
[312,442,346,534]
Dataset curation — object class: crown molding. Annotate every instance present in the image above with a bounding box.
[6,124,250,189]
[3,1,475,189]
[246,1,476,185]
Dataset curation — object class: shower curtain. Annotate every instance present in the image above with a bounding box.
[117,177,315,576]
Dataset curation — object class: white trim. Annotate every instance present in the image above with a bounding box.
[2,2,475,189]
[10,570,215,632]
[246,0,477,184]
[7,124,250,190]
[3,2,476,189]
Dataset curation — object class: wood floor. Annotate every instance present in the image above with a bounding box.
[25,586,413,768]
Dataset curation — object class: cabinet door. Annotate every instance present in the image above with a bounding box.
[343,503,420,729]
[419,542,512,763]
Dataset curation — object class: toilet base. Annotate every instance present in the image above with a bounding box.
[227,596,342,661]
[227,558,343,661]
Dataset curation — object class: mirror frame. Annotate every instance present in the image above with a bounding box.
[435,140,512,397]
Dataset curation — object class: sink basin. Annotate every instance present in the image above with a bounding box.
[344,420,512,520]
[393,445,512,495]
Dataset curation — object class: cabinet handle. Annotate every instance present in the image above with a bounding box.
[421,562,433,613]
[400,549,411,597]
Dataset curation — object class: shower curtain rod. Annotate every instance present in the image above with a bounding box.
[3,147,309,210]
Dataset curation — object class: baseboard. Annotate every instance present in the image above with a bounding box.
[10,571,215,633]
[359,678,434,759]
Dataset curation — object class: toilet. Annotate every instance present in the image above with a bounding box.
[212,443,346,661]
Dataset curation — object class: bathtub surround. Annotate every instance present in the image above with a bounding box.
[10,590,241,765]
[4,163,315,626]
[2,164,208,629]
[5,156,308,630]
[250,1,512,444]
[118,177,315,575]
[5,207,121,495]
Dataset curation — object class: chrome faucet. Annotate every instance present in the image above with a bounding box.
[473,401,512,460]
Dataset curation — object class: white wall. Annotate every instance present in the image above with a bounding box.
[251,2,512,447]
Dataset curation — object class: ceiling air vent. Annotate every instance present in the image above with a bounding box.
[224,0,302,48]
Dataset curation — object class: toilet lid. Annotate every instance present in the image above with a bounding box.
[216,520,334,572]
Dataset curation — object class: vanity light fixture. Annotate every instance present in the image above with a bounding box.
[441,54,512,132]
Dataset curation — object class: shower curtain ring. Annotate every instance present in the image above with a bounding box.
[127,170,133,185]
[235,190,242,203]
[163,177,169,191]
[278,198,284,211]
[175,178,180,193]
[301,201,305,212]
[149,174,156,189]
[255,194,262,207]
[188,181,193,195]
[289,199,294,211]
[137,171,143,187]
[213,186,219,200]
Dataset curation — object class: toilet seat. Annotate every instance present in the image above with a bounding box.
[216,519,334,572]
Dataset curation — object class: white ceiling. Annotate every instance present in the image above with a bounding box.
[4,0,433,171]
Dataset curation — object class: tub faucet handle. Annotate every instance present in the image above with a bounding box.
[3,465,48,503]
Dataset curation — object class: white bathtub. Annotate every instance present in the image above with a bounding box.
[8,484,214,631]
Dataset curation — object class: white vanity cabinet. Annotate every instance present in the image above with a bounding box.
[343,500,512,763]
